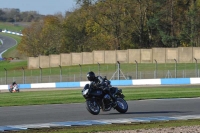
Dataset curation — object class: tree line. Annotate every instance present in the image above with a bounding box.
[17,0,200,57]
[0,8,45,22]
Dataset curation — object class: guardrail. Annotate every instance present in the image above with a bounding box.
[1,78,200,91]
[1,30,23,36]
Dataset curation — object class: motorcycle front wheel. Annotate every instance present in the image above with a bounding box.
[115,98,128,113]
[86,99,100,115]
[9,89,13,93]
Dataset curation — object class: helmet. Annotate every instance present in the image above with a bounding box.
[87,71,95,81]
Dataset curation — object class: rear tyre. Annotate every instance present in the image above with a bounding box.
[115,98,128,113]
[86,99,100,115]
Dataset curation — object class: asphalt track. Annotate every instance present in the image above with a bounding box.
[0,34,17,57]
[0,98,200,126]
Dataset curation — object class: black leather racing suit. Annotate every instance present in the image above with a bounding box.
[91,76,116,104]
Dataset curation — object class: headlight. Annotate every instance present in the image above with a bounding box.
[82,89,89,95]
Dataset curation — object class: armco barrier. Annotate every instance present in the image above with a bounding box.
[0,78,200,91]
[1,30,23,36]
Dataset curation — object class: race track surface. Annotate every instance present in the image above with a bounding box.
[0,34,17,56]
[0,98,200,126]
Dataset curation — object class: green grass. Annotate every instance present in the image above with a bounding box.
[1,86,200,107]
[0,22,24,32]
[0,60,27,70]
[0,60,198,78]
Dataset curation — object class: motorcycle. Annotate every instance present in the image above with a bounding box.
[82,80,128,115]
[9,84,20,93]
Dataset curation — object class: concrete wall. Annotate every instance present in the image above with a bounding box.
[153,48,166,63]
[128,49,141,63]
[193,47,200,62]
[28,47,200,69]
[28,57,39,69]
[166,48,178,63]
[178,47,193,63]
[141,49,152,63]
[60,53,71,66]
[93,51,105,64]
[117,50,128,63]
[39,56,49,68]
[82,52,93,64]
[71,53,82,65]
[50,55,60,67]
[105,50,116,64]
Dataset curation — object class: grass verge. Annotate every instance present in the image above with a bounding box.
[1,85,200,107]
[0,60,198,78]
[0,22,24,32]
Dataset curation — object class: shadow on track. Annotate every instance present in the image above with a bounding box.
[101,111,191,115]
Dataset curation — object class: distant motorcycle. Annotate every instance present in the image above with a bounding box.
[82,79,128,115]
[9,84,20,93]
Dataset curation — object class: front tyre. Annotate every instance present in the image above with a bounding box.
[115,98,128,113]
[86,99,100,115]
[9,89,13,93]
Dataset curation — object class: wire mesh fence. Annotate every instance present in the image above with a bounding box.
[0,62,199,85]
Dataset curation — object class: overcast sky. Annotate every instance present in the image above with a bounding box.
[0,0,77,15]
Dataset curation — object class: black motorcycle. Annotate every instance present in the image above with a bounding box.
[82,81,128,115]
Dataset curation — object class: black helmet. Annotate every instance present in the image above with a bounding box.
[87,71,95,81]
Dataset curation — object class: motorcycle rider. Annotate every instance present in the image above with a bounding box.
[12,81,17,86]
[11,81,17,92]
[86,71,117,107]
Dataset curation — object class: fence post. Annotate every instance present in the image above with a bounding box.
[39,67,42,83]
[135,60,138,79]
[154,60,157,78]
[117,61,120,80]
[194,58,198,77]
[4,68,7,84]
[79,64,82,81]
[98,62,100,76]
[59,65,62,82]
[174,59,177,78]
[22,67,25,84]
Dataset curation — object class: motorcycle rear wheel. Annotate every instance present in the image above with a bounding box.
[86,99,100,115]
[115,98,128,113]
